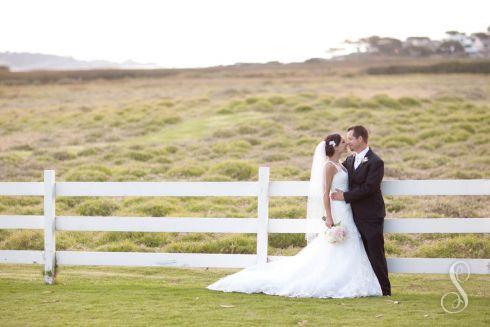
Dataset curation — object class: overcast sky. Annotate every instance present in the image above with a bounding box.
[1,0,489,68]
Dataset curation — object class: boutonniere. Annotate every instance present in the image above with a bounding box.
[362,157,369,163]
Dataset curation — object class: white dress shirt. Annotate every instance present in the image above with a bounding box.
[354,146,370,170]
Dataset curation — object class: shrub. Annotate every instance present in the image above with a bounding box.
[158,100,175,107]
[97,239,143,252]
[263,139,292,149]
[382,135,416,148]
[249,100,274,112]
[210,160,255,180]
[212,129,234,138]
[319,95,334,105]
[10,144,34,151]
[270,205,304,218]
[244,137,261,145]
[167,164,206,178]
[162,116,182,125]
[417,129,444,140]
[93,114,104,121]
[370,94,401,109]
[274,166,300,178]
[427,199,478,218]
[453,171,483,179]
[165,145,178,153]
[77,147,101,157]
[444,131,470,143]
[212,140,252,155]
[366,61,490,75]
[416,235,489,258]
[201,174,234,181]
[455,123,476,134]
[139,233,171,247]
[217,107,233,114]
[237,125,258,135]
[332,96,361,108]
[77,199,119,216]
[269,234,306,248]
[296,137,316,145]
[138,202,176,217]
[127,151,153,161]
[398,97,421,107]
[384,241,402,255]
[268,96,286,105]
[1,230,43,250]
[245,97,259,104]
[52,151,76,161]
[166,235,255,254]
[294,105,313,112]
[58,197,84,209]
[385,198,406,213]
[65,165,112,181]
[264,153,289,162]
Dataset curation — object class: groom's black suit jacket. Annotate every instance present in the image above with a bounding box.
[341,148,391,296]
[341,148,386,221]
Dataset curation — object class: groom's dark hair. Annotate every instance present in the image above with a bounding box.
[347,125,368,143]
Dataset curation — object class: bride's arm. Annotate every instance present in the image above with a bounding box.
[323,163,337,228]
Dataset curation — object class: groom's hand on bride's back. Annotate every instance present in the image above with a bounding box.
[330,188,344,201]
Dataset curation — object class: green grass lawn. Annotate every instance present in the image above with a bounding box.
[1,264,488,326]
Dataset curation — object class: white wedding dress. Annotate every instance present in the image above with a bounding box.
[207,155,382,298]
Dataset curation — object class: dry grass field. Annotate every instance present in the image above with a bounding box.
[0,59,489,259]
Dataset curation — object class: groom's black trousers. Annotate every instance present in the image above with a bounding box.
[354,218,391,296]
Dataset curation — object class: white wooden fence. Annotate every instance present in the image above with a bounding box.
[0,168,489,284]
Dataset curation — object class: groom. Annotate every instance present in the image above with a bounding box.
[330,125,391,296]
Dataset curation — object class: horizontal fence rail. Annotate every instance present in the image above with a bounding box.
[269,179,490,196]
[1,251,489,274]
[0,168,489,284]
[0,182,44,196]
[2,180,489,197]
[1,216,489,234]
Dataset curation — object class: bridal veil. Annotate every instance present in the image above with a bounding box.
[305,140,327,244]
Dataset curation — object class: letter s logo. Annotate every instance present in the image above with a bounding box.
[441,261,469,314]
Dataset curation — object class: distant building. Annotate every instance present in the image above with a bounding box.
[403,37,439,56]
[471,33,490,56]
[339,28,490,59]
[444,31,481,56]
[405,37,432,47]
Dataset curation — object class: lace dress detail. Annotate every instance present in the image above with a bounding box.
[206,160,382,298]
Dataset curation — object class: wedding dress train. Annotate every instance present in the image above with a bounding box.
[206,161,382,298]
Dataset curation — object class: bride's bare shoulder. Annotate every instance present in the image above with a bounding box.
[324,161,338,176]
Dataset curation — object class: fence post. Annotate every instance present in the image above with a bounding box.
[43,170,56,284]
[256,166,270,265]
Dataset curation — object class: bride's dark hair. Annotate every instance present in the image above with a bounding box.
[324,133,341,157]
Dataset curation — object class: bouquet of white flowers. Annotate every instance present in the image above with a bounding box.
[322,217,346,243]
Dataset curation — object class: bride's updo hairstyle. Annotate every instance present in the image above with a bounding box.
[324,133,341,157]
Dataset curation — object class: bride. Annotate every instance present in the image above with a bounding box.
[206,133,382,298]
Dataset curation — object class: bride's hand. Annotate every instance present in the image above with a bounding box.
[325,217,334,228]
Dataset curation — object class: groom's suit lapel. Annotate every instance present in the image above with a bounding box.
[347,154,355,185]
[349,153,355,172]
[352,148,373,177]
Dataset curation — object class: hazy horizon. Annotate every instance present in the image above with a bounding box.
[1,0,489,69]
